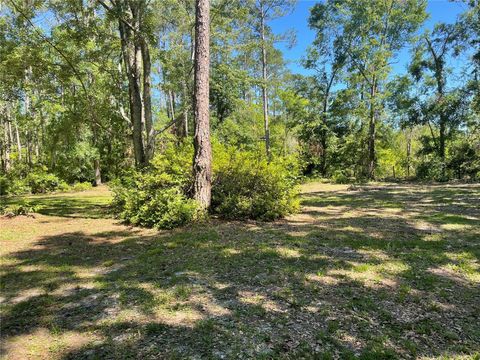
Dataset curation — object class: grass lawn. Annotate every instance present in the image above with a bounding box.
[1,183,479,359]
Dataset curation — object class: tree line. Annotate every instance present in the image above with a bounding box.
[1,0,479,204]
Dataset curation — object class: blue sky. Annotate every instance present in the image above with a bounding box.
[270,0,470,77]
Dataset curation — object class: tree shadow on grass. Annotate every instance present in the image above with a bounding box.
[1,193,112,219]
[1,184,479,359]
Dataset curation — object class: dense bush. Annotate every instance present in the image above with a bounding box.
[211,148,300,220]
[0,176,31,195]
[0,167,80,196]
[26,171,69,194]
[331,170,350,184]
[71,182,93,192]
[111,140,201,229]
[112,138,300,229]
[416,156,446,182]
[1,201,39,217]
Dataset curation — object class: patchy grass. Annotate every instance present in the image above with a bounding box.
[1,183,479,359]
[0,185,112,219]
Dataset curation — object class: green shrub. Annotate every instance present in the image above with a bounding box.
[111,139,201,229]
[112,138,300,228]
[114,184,200,229]
[331,170,356,184]
[211,147,299,221]
[26,171,67,194]
[6,178,31,195]
[71,182,93,192]
[1,201,40,217]
[0,175,8,196]
[416,156,446,182]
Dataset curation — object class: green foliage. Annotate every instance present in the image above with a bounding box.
[111,139,201,229]
[0,176,31,196]
[211,146,300,220]
[416,155,446,181]
[0,175,9,196]
[25,170,69,194]
[447,139,480,180]
[0,167,83,196]
[113,181,200,229]
[1,201,39,217]
[331,170,351,184]
[112,139,300,228]
[71,182,93,192]
[7,179,32,195]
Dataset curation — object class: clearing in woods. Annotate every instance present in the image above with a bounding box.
[0,183,479,359]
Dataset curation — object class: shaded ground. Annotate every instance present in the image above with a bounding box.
[0,183,479,359]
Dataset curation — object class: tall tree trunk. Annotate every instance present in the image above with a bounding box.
[426,37,447,178]
[141,38,154,161]
[193,0,212,209]
[367,81,377,179]
[118,5,145,168]
[94,159,102,185]
[435,63,446,178]
[320,96,329,176]
[169,91,176,121]
[406,129,411,178]
[92,124,102,186]
[3,117,11,172]
[7,118,13,166]
[260,4,270,160]
[14,119,21,161]
[26,131,32,166]
[183,81,189,137]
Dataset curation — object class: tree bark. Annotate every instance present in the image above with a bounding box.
[7,118,13,166]
[406,129,411,178]
[3,116,11,172]
[141,38,154,161]
[94,159,102,185]
[193,0,212,209]
[367,80,377,179]
[14,118,22,162]
[183,81,189,137]
[260,2,270,160]
[320,95,329,176]
[118,3,146,168]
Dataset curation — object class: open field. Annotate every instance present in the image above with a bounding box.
[1,183,479,359]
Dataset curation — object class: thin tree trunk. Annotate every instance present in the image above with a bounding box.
[3,117,11,172]
[183,81,189,137]
[26,131,32,166]
[169,91,176,121]
[94,159,102,185]
[320,95,329,176]
[7,118,13,165]
[193,0,212,209]
[92,123,102,186]
[14,118,21,161]
[367,80,377,179]
[406,129,411,178]
[260,4,270,160]
[141,38,154,161]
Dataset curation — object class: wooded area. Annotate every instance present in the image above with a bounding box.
[0,0,479,358]
[1,0,478,196]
